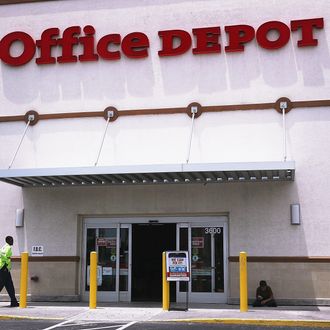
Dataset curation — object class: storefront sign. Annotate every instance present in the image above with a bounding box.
[0,18,323,66]
[166,251,190,281]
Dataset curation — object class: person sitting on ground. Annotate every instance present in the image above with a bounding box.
[252,280,277,307]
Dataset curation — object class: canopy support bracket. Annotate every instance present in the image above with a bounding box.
[8,116,33,169]
[186,106,198,163]
[280,101,287,162]
[94,110,113,166]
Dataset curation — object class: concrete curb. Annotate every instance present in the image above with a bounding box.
[169,318,330,328]
[0,314,63,321]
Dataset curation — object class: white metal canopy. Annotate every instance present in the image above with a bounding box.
[0,161,295,188]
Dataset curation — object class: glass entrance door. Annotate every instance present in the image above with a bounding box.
[82,216,226,303]
[83,223,131,302]
[177,221,228,303]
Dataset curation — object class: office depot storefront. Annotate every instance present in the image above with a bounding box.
[0,0,329,305]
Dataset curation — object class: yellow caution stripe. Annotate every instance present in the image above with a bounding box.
[0,314,63,321]
[170,318,330,328]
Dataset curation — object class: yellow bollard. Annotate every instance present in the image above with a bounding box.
[162,252,170,310]
[19,252,28,308]
[239,251,248,312]
[89,251,98,309]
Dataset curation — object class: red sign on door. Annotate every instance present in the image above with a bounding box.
[96,237,116,248]
[192,237,204,249]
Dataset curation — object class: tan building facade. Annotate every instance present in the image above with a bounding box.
[0,0,330,305]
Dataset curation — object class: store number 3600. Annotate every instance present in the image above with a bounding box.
[205,227,222,234]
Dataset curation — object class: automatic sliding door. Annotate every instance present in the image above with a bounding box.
[84,224,131,302]
[177,221,227,303]
[119,226,131,301]
[191,226,224,294]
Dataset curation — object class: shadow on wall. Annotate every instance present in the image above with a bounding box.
[291,25,330,87]
[0,54,155,105]
[0,182,26,254]
[16,226,25,255]
[160,34,330,96]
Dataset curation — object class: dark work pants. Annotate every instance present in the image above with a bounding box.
[253,299,277,307]
[0,267,18,304]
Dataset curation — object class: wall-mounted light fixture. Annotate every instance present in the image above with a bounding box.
[15,208,24,227]
[290,204,300,225]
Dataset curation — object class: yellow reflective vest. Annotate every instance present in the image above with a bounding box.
[0,243,12,270]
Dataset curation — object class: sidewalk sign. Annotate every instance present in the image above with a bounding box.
[165,251,190,311]
[166,251,190,281]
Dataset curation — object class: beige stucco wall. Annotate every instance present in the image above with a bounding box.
[0,175,329,303]
[230,262,330,304]
[0,261,78,301]
[20,180,303,256]
[4,257,330,303]
[12,180,307,301]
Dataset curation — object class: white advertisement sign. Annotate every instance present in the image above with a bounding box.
[31,245,44,256]
[166,251,190,282]
[87,265,102,286]
[102,267,112,276]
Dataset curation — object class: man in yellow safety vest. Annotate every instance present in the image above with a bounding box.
[0,236,19,307]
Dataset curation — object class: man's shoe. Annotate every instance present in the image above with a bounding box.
[10,301,19,307]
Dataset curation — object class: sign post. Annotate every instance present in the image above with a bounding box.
[165,251,190,311]
[19,252,28,308]
[240,251,248,312]
[89,251,98,309]
[162,252,170,311]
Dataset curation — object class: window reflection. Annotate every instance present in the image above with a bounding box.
[191,227,212,292]
[190,226,224,293]
[85,227,129,293]
[97,228,117,291]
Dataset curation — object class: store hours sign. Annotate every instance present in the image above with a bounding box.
[166,251,190,282]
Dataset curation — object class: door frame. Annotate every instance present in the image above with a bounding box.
[81,216,228,303]
[82,219,132,302]
[176,220,228,303]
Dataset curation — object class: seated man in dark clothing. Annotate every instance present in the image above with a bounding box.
[252,280,277,307]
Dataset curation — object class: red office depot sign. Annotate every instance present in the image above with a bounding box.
[0,18,324,66]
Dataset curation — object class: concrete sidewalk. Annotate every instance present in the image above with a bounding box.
[1,302,330,327]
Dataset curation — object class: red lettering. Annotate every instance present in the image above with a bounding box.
[79,25,98,62]
[256,21,290,49]
[121,32,149,58]
[0,18,324,66]
[0,31,35,66]
[36,28,59,64]
[225,25,255,52]
[97,34,121,60]
[192,27,221,54]
[57,26,81,63]
[291,18,324,47]
[158,30,192,56]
